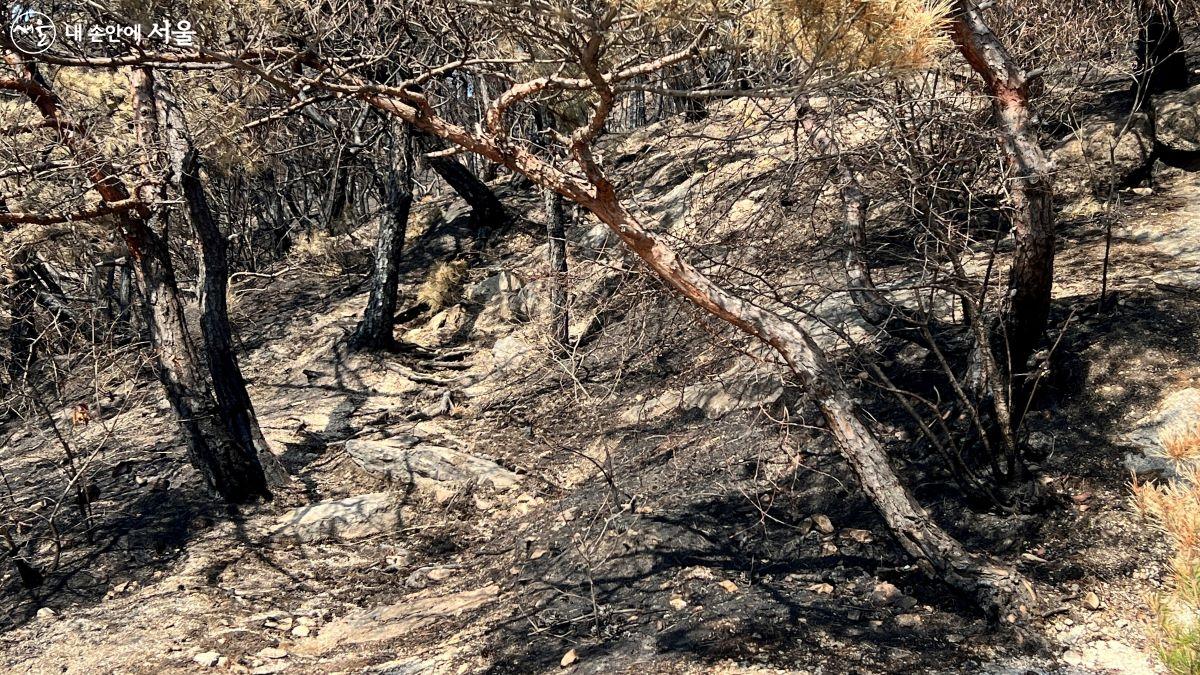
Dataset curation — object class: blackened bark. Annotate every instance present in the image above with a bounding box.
[1136,0,1189,99]
[544,189,569,352]
[130,68,272,502]
[146,71,288,490]
[351,128,416,350]
[4,259,37,385]
[414,132,506,226]
[326,160,351,227]
[630,77,648,128]
[180,152,290,488]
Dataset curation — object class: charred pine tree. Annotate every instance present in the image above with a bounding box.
[0,57,271,502]
[544,189,570,353]
[145,71,290,489]
[351,126,416,350]
[4,256,37,387]
[130,68,274,502]
[414,131,506,228]
[950,1,1055,441]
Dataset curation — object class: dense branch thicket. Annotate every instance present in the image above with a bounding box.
[0,0,1195,626]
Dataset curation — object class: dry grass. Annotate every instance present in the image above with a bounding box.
[1134,420,1200,673]
[1162,422,1200,465]
[417,260,467,313]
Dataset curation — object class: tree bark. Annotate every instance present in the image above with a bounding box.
[414,131,506,226]
[142,71,290,490]
[0,57,271,502]
[544,189,570,353]
[4,257,37,386]
[1136,0,1189,100]
[130,68,274,503]
[351,127,416,350]
[950,2,1055,425]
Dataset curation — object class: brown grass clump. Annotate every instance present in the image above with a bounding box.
[417,260,467,313]
[1161,422,1200,465]
[1133,456,1200,673]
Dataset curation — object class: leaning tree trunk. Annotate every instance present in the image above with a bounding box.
[544,189,570,353]
[4,257,37,387]
[1136,0,1189,100]
[950,1,1055,434]
[1,56,270,502]
[414,131,507,227]
[145,71,289,490]
[130,68,273,502]
[181,153,290,488]
[590,196,1033,619]
[351,127,416,350]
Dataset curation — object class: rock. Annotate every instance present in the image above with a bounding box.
[1154,85,1200,153]
[489,334,539,374]
[290,624,311,638]
[35,607,56,621]
[578,222,618,258]
[193,651,221,668]
[841,528,873,544]
[812,514,835,534]
[344,439,520,490]
[895,613,923,628]
[808,583,834,595]
[718,580,739,594]
[292,585,500,656]
[560,648,579,667]
[669,596,688,611]
[621,358,784,423]
[256,647,287,659]
[468,271,528,326]
[1051,112,1153,201]
[425,567,455,581]
[869,581,901,605]
[266,492,400,544]
[1124,388,1200,479]
[1083,591,1101,611]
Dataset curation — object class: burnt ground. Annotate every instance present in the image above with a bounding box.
[2,122,1199,674]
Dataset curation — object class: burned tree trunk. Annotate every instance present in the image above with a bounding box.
[0,59,271,502]
[950,2,1055,433]
[414,132,506,227]
[351,128,416,350]
[544,189,570,353]
[130,68,274,502]
[1136,0,1189,99]
[147,72,290,490]
[4,258,37,386]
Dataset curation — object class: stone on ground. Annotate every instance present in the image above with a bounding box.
[266,492,400,543]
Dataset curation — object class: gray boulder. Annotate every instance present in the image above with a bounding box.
[344,438,521,490]
[267,492,400,543]
[1052,112,1153,200]
[1123,387,1200,480]
[1154,85,1200,153]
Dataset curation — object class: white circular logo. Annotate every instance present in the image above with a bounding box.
[9,9,56,54]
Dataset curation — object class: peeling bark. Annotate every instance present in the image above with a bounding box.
[950,2,1055,426]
